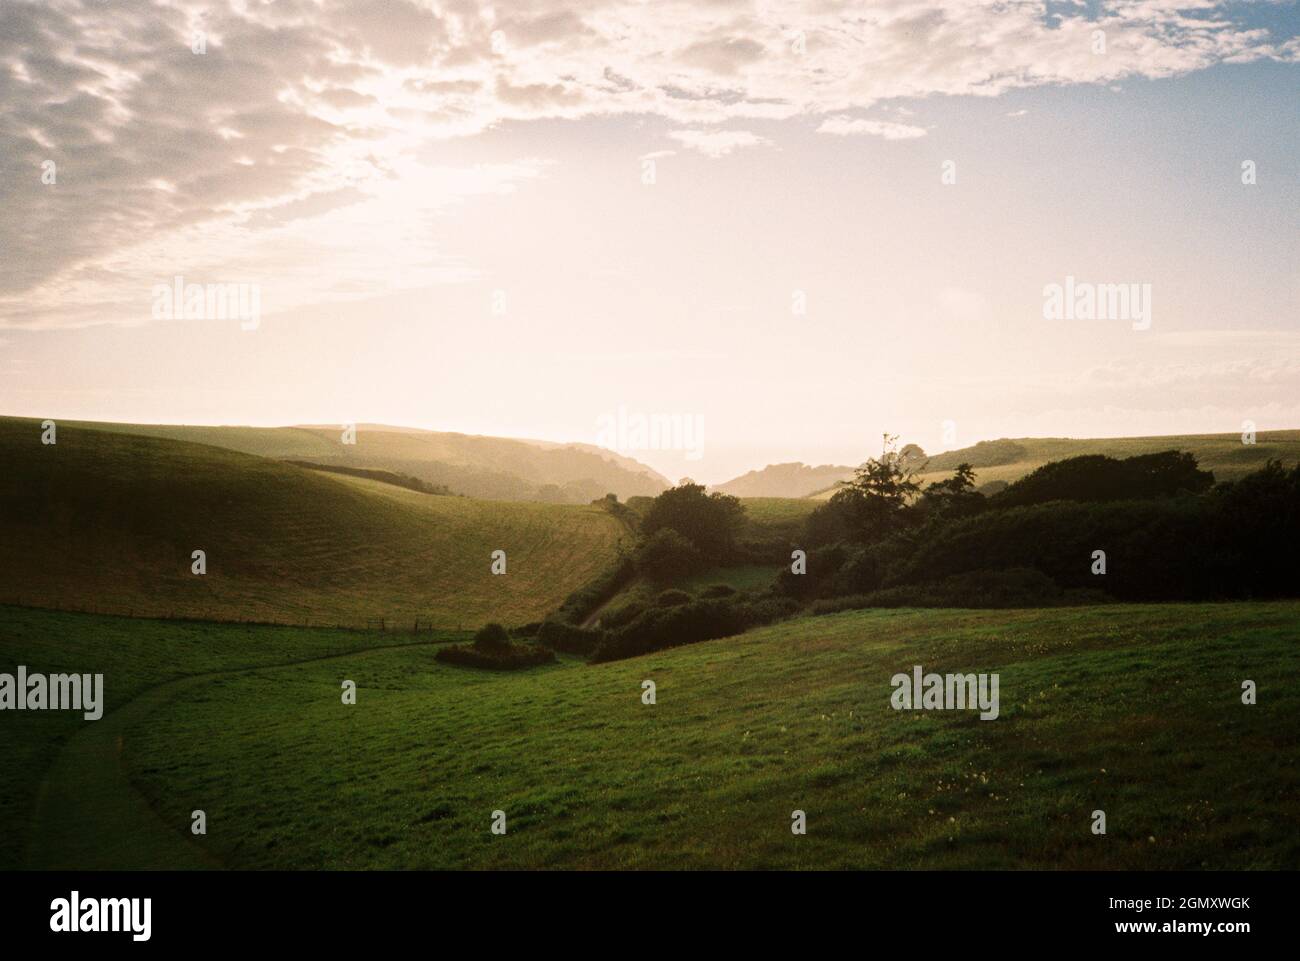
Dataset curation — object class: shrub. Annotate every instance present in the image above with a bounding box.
[698,583,737,599]
[536,618,605,655]
[473,622,510,651]
[436,642,556,671]
[655,589,692,607]
[633,528,702,583]
[890,498,1209,600]
[596,601,646,631]
[554,556,636,624]
[590,595,798,664]
[991,450,1213,509]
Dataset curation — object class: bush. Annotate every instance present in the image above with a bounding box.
[698,583,737,599]
[512,621,542,639]
[436,642,556,671]
[536,618,605,655]
[655,589,692,607]
[991,450,1213,509]
[554,556,636,624]
[591,599,748,663]
[890,498,1209,600]
[633,528,702,583]
[473,622,510,651]
[596,601,646,631]
[591,595,798,663]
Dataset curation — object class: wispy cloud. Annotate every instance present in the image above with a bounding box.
[816,116,928,140]
[667,129,770,157]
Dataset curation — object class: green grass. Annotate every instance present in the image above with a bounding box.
[0,604,467,868]
[6,601,1296,869]
[738,497,819,537]
[674,564,783,594]
[0,419,629,627]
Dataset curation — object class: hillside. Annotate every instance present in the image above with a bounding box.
[714,462,855,499]
[35,417,670,504]
[5,601,1296,869]
[811,430,1300,499]
[0,419,629,627]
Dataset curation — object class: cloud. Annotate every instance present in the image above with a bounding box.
[1,0,1296,329]
[667,129,770,157]
[816,116,928,139]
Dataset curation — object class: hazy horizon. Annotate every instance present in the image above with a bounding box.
[3,0,1298,485]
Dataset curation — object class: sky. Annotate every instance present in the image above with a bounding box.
[1,0,1298,484]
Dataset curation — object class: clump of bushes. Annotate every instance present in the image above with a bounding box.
[553,556,636,624]
[536,617,605,655]
[654,589,692,607]
[698,583,737,599]
[435,622,557,671]
[591,595,798,663]
[596,601,646,631]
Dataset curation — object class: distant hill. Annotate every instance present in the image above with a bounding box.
[713,462,856,499]
[0,417,630,626]
[42,419,671,504]
[809,431,1300,499]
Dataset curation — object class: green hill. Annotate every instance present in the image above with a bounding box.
[4,600,1296,869]
[36,417,670,504]
[810,430,1300,499]
[0,418,629,627]
[713,462,856,499]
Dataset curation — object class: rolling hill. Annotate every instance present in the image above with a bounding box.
[0,418,630,627]
[36,417,671,504]
[713,462,856,499]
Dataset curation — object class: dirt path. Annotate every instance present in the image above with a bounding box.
[26,640,444,870]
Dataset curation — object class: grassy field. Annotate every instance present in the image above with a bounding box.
[738,496,820,536]
[5,601,1295,870]
[0,420,628,627]
[810,430,1300,498]
[0,604,467,869]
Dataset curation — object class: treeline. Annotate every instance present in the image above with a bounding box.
[445,442,1299,670]
[781,442,1298,605]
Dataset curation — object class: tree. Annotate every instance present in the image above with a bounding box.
[633,528,703,583]
[918,463,984,521]
[823,434,921,542]
[640,483,745,561]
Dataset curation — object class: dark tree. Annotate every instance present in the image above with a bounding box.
[640,483,745,561]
